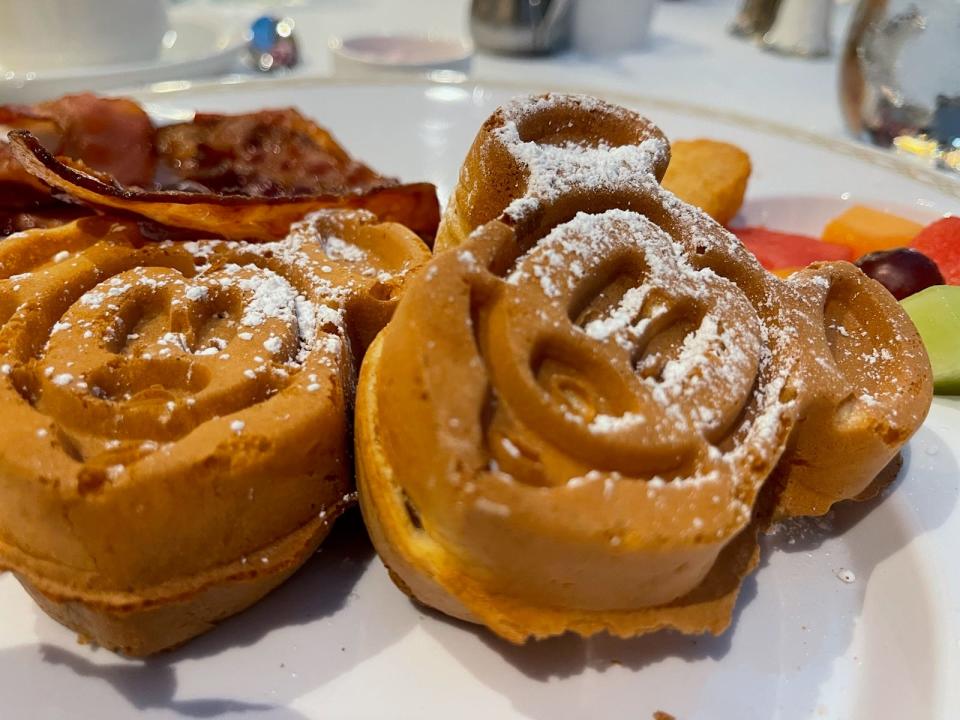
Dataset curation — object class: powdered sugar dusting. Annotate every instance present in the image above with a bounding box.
[492,95,668,223]
[7,205,426,459]
[474,497,511,517]
[322,236,368,263]
[495,206,796,515]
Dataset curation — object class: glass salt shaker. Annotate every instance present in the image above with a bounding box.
[730,0,832,57]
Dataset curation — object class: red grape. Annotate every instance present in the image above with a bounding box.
[855,248,944,300]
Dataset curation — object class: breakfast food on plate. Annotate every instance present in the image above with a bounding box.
[854,248,945,301]
[155,109,386,196]
[0,94,155,191]
[735,207,958,394]
[736,209,957,290]
[902,286,960,394]
[822,204,925,258]
[356,94,932,643]
[0,207,431,656]
[0,95,156,234]
[1,94,440,242]
[661,139,751,226]
[0,94,439,656]
[911,216,960,285]
[733,227,853,273]
[8,131,440,241]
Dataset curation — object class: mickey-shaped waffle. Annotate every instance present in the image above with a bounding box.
[0,209,429,655]
[356,95,932,642]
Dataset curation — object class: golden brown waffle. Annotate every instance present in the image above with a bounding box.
[356,94,932,643]
[0,208,429,655]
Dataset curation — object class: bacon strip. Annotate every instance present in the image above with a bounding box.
[33,94,156,186]
[155,108,386,195]
[9,131,440,241]
[0,94,155,190]
[0,112,62,207]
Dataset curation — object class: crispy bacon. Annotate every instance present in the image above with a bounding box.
[35,94,156,186]
[1,95,440,241]
[0,112,61,207]
[0,94,155,226]
[156,108,386,196]
[0,94,155,191]
[9,130,440,241]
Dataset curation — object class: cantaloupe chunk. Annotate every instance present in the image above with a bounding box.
[822,205,924,258]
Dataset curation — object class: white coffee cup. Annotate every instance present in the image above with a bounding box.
[0,0,170,71]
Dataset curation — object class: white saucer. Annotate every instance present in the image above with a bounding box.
[329,34,473,78]
[0,7,246,103]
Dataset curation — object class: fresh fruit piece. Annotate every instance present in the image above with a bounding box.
[910,216,960,285]
[822,205,924,257]
[854,248,944,300]
[732,226,853,270]
[901,285,960,394]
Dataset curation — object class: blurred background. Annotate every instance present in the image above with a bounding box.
[2,0,960,171]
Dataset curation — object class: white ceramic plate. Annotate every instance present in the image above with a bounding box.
[1,79,959,720]
[0,7,247,104]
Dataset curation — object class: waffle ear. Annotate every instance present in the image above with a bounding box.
[772,262,932,517]
[435,94,669,252]
[355,93,933,643]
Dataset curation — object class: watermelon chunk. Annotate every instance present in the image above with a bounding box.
[910,216,960,285]
[732,226,854,270]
